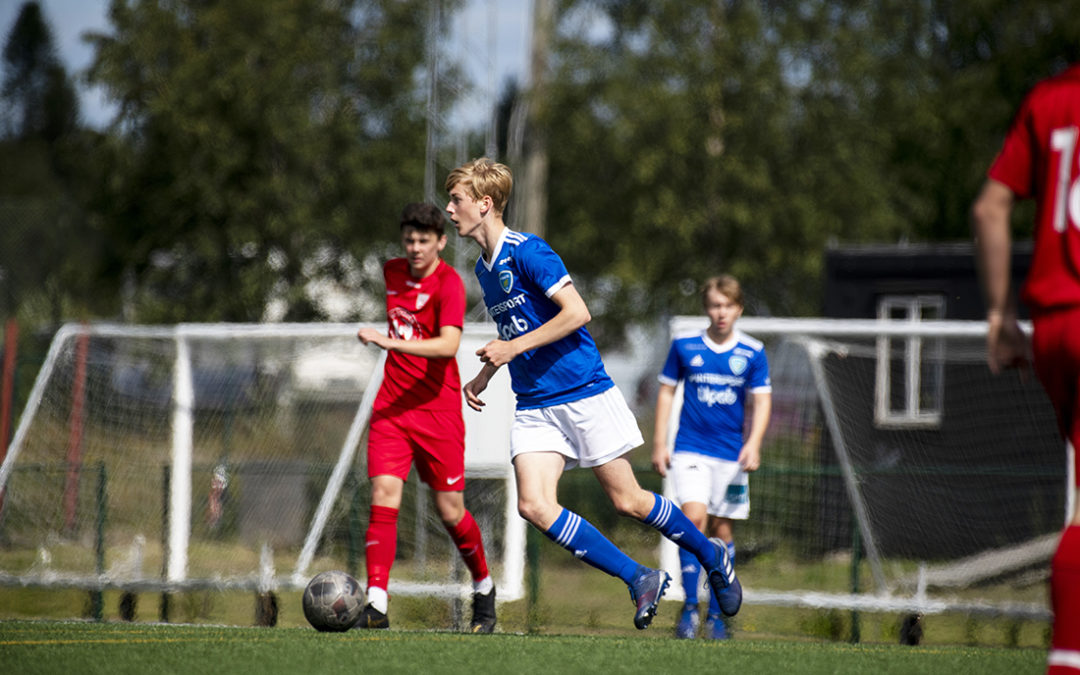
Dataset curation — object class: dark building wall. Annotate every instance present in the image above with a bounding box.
[823,242,1033,320]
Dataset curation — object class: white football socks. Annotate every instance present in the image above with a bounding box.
[474,575,494,596]
[367,586,388,614]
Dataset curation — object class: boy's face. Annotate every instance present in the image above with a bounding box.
[445,182,487,238]
[704,288,742,339]
[401,225,446,277]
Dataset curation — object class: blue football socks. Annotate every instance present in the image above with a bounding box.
[544,508,640,584]
[643,493,718,568]
[679,547,701,605]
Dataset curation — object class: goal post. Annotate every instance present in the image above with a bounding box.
[0,322,524,605]
[658,316,1064,622]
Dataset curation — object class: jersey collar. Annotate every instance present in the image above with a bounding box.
[479,227,513,273]
[701,330,739,353]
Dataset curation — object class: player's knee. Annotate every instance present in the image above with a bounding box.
[609,492,648,520]
[516,496,555,529]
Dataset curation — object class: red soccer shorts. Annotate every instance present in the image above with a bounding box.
[1033,307,1080,487]
[367,407,466,491]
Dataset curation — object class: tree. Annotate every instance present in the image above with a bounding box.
[84,0,460,323]
[529,0,1080,335]
[0,2,92,325]
[1,1,77,141]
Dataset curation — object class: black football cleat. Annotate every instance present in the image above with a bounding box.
[628,567,670,630]
[352,604,390,629]
[469,587,497,634]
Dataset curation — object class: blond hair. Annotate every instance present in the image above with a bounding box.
[701,275,743,308]
[444,157,513,215]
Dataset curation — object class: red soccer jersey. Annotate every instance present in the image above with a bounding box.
[374,258,465,412]
[989,64,1080,314]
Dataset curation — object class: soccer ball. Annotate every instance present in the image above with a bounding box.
[302,570,364,632]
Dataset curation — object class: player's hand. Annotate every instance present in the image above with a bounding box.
[986,314,1031,375]
[739,444,761,472]
[476,339,518,368]
[651,441,670,477]
[357,327,388,350]
[463,374,490,412]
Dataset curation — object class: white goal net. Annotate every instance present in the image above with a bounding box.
[659,317,1066,622]
[0,322,524,605]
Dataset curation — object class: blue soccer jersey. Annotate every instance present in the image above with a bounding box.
[476,228,614,409]
[658,330,771,462]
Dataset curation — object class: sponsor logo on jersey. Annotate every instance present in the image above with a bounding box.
[498,256,513,265]
[499,270,514,293]
[488,292,527,316]
[728,355,748,375]
[405,280,421,288]
[690,355,705,367]
[698,386,737,407]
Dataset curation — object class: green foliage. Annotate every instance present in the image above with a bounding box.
[0,2,100,326]
[534,0,1080,335]
[83,0,451,323]
[6,0,1080,331]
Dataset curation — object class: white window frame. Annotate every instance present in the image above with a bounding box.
[874,295,945,428]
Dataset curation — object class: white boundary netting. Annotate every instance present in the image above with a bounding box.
[0,322,524,603]
[658,317,1065,621]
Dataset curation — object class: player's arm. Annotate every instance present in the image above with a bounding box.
[651,383,677,477]
[738,390,771,472]
[463,362,500,411]
[971,178,1029,373]
[475,282,590,368]
[358,324,462,359]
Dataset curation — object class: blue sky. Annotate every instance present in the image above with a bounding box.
[0,0,532,130]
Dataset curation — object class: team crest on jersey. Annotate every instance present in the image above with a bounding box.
[728,354,748,375]
[416,293,430,310]
[499,270,514,293]
[388,307,422,341]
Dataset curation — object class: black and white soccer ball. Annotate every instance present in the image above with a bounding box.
[302,570,364,632]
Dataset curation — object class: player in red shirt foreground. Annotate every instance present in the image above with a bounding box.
[354,202,495,632]
[972,63,1080,674]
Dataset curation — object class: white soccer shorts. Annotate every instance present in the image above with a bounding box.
[510,386,644,470]
[669,451,750,520]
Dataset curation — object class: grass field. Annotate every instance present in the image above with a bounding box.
[0,619,1048,675]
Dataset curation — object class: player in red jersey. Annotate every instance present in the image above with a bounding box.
[353,202,495,633]
[972,63,1080,674]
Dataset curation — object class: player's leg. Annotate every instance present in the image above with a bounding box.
[513,450,665,629]
[667,452,711,638]
[414,409,497,633]
[356,411,412,629]
[676,502,707,639]
[1048,365,1080,671]
[358,474,403,628]
[1031,310,1080,673]
[592,456,741,617]
[706,517,736,639]
[704,462,749,637]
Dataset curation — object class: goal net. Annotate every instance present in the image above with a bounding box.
[659,317,1065,622]
[0,322,524,605]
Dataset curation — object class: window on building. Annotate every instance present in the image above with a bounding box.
[874,295,945,428]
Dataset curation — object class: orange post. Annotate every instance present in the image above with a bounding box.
[0,319,17,460]
[0,318,18,512]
